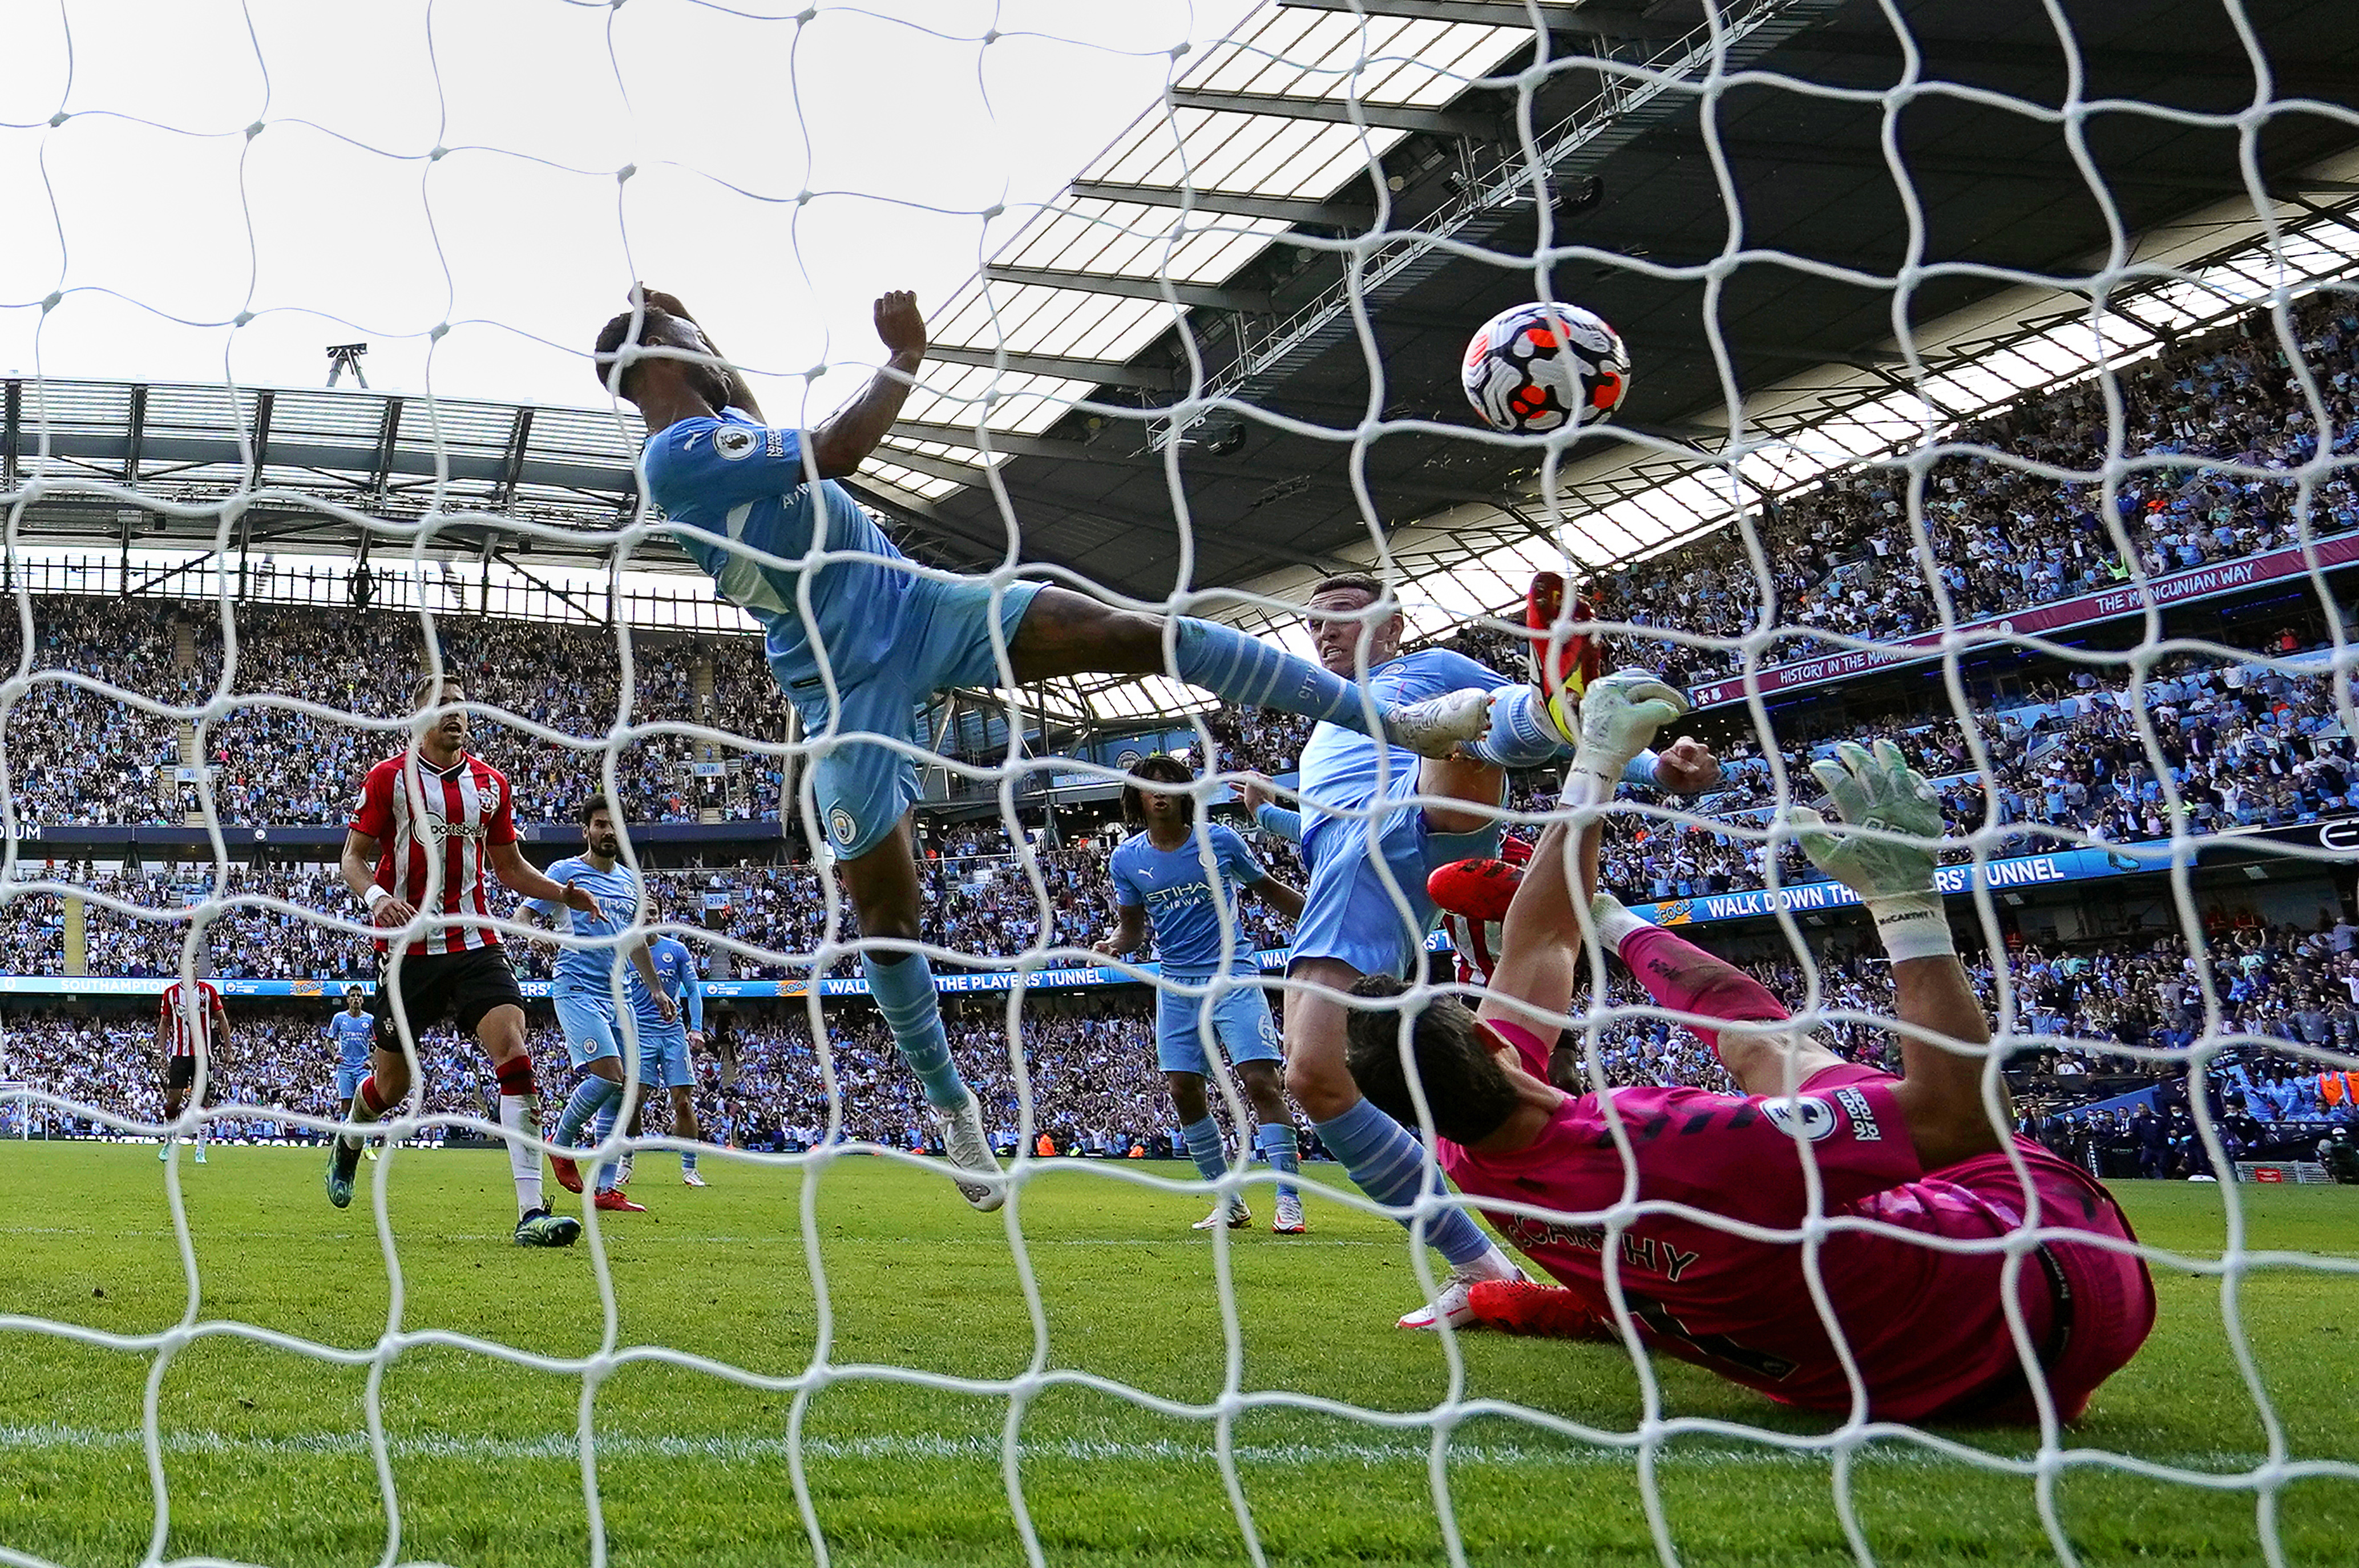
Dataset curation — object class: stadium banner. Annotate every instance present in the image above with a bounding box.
[1627,840,2187,927]
[1687,532,2359,709]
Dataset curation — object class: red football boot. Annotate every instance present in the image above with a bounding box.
[1525,572,1601,745]
[592,1187,647,1214]
[1427,856,1525,924]
[1465,1279,1614,1341]
[549,1153,584,1195]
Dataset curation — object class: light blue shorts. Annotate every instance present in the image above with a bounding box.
[1288,779,1501,980]
[772,575,1046,860]
[334,1065,367,1103]
[551,982,623,1069]
[1155,977,1282,1077]
[634,1013,696,1089]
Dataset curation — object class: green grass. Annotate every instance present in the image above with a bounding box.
[0,1144,2353,1567]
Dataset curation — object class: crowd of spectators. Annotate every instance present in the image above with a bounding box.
[1593,640,2355,903]
[1594,291,2359,687]
[1,597,777,829]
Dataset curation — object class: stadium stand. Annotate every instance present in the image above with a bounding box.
[9,287,2359,1163]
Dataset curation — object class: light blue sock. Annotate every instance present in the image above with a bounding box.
[681,1145,698,1173]
[1179,1116,1228,1184]
[1314,1098,1496,1267]
[591,1102,621,1193]
[1461,685,1569,767]
[1254,1121,1301,1202]
[556,1076,619,1150]
[1173,619,1385,738]
[864,951,969,1110]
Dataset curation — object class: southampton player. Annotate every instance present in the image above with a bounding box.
[1240,573,1721,1328]
[156,973,230,1162]
[1346,675,2155,1418]
[1094,757,1308,1234]
[592,287,1488,1211]
[332,676,612,1247]
[517,798,678,1214]
[324,987,378,1160]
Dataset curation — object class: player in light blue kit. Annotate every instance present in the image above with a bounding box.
[515,798,676,1214]
[591,933,712,1190]
[1241,572,1722,1328]
[592,288,1489,1213]
[324,987,379,1161]
[1094,757,1308,1235]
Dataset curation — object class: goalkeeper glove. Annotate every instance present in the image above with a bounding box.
[1790,738,1953,961]
[1565,670,1687,806]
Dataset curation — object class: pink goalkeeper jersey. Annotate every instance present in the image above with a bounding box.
[1441,1018,2072,1421]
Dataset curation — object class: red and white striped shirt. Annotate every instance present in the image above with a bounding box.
[350,749,519,956]
[159,980,224,1060]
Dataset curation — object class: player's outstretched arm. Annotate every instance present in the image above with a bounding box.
[1475,819,1587,1036]
[806,290,927,479]
[487,840,600,918]
[1792,740,2006,1169]
[1481,669,1685,1034]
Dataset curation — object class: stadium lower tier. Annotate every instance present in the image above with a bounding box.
[8,892,2357,1174]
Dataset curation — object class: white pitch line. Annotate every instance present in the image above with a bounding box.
[0,1425,2278,1474]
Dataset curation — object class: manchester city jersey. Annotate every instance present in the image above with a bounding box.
[640,410,913,688]
[635,933,703,1028]
[1296,648,1510,840]
[526,856,644,990]
[1110,823,1269,979]
[325,1010,374,1068]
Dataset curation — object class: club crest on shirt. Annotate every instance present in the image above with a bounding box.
[1761,1096,1840,1142]
[714,426,758,462]
[829,807,858,846]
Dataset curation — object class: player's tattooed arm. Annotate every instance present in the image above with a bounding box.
[807,290,928,479]
[1094,903,1149,958]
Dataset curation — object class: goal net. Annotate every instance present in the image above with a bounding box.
[3,2,2358,1564]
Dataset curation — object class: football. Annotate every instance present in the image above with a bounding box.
[1461,301,1631,434]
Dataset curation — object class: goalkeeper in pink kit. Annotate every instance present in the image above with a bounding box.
[1349,672,2154,1422]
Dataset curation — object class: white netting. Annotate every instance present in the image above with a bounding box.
[6,2,2359,1564]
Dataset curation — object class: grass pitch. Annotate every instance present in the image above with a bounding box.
[0,1143,2353,1567]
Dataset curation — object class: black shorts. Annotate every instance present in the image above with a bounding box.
[371,944,525,1047]
[164,1054,196,1096]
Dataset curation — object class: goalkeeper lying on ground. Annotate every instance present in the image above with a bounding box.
[1346,672,2155,1422]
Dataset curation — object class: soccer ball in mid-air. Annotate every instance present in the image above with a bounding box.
[1461,302,1630,434]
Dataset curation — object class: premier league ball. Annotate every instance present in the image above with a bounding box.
[1461,302,1630,435]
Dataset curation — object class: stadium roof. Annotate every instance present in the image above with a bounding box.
[6,0,2359,726]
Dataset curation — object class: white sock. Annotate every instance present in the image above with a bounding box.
[1590,892,1654,958]
[1464,1243,1520,1282]
[500,1094,544,1217]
